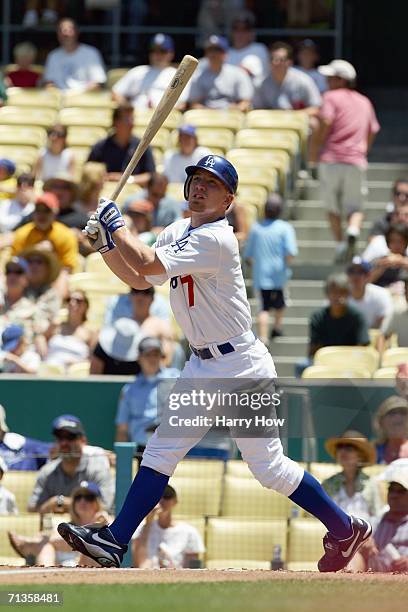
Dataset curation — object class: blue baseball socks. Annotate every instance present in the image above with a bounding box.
[289,471,352,539]
[109,466,169,544]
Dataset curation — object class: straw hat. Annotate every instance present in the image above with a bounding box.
[325,430,376,466]
[21,245,61,284]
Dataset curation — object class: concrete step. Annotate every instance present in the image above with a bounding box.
[291,220,370,242]
[272,356,298,378]
[270,337,308,357]
[250,298,322,317]
[291,200,385,222]
[300,180,391,202]
[367,163,408,182]
[280,317,309,336]
[297,240,366,262]
[287,280,325,300]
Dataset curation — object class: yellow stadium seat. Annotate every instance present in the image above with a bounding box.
[67,126,108,147]
[0,106,58,128]
[69,146,91,176]
[2,471,38,513]
[241,203,258,226]
[168,476,222,517]
[206,518,287,569]
[226,460,307,478]
[227,148,289,191]
[287,518,325,571]
[381,347,408,367]
[0,125,47,148]
[63,91,114,109]
[99,181,142,208]
[221,475,294,519]
[67,361,91,378]
[372,367,397,379]
[6,86,61,109]
[166,182,185,202]
[134,108,182,131]
[183,109,244,132]
[68,272,128,295]
[37,363,65,377]
[301,365,372,379]
[309,462,342,483]
[246,110,309,158]
[235,129,300,157]
[107,68,129,89]
[59,107,113,129]
[236,184,268,212]
[313,346,380,375]
[364,464,385,478]
[4,64,44,76]
[173,516,206,542]
[0,515,41,565]
[170,127,235,153]
[235,167,279,192]
[132,126,170,151]
[0,145,39,172]
[85,252,110,275]
[173,459,225,479]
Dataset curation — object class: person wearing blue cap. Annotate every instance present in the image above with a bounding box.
[113,34,187,111]
[0,324,41,374]
[188,35,253,111]
[0,159,17,201]
[163,125,212,184]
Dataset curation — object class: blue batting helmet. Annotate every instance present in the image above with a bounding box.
[184,155,238,200]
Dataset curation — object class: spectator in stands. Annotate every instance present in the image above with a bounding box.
[90,318,141,376]
[373,396,408,464]
[115,337,180,456]
[0,257,35,337]
[45,290,96,371]
[0,173,35,235]
[295,39,327,93]
[124,200,156,246]
[196,0,245,49]
[4,42,40,88]
[123,173,181,232]
[132,484,205,568]
[88,103,155,187]
[351,459,408,573]
[34,125,75,183]
[253,41,321,114]
[104,286,171,327]
[0,456,18,515]
[8,480,110,567]
[27,414,114,514]
[162,126,211,184]
[77,162,106,215]
[364,201,408,259]
[188,35,253,111]
[113,34,187,111]
[0,324,41,374]
[383,272,408,347]
[322,430,382,520]
[0,159,17,200]
[365,224,408,289]
[226,10,269,80]
[310,60,380,264]
[43,18,106,91]
[245,194,297,343]
[42,173,88,232]
[369,179,408,240]
[0,403,51,471]
[346,256,394,334]
[22,1,58,28]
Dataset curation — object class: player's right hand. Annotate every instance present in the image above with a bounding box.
[83,215,116,253]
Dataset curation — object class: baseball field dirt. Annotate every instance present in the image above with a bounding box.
[0,568,406,612]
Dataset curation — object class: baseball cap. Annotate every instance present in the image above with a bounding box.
[35,192,60,213]
[0,404,9,433]
[150,33,174,52]
[379,459,408,490]
[346,256,372,274]
[99,318,141,361]
[73,480,102,499]
[5,257,29,275]
[298,38,318,51]
[178,125,197,138]
[205,35,229,53]
[0,456,8,475]
[1,324,24,352]
[138,336,164,356]
[318,59,357,81]
[0,158,16,176]
[52,414,85,436]
[125,199,154,215]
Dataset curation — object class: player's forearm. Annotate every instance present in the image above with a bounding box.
[102,248,152,289]
[111,227,164,275]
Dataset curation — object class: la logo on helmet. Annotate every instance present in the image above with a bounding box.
[204,156,215,167]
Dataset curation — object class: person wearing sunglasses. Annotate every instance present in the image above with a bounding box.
[368,179,408,241]
[34,124,75,183]
[0,258,32,333]
[27,414,114,515]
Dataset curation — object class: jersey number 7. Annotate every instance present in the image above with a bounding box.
[171,275,195,307]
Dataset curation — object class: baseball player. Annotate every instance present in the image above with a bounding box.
[58,155,371,571]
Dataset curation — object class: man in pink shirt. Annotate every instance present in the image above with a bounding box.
[310,60,380,263]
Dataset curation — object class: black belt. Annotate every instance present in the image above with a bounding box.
[190,342,235,360]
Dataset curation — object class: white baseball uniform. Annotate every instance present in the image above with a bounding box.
[142,216,303,496]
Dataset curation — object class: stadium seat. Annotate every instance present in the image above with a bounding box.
[166,182,185,202]
[227,148,289,191]
[170,127,235,154]
[106,68,129,89]
[241,203,258,225]
[0,515,41,566]
[381,348,408,367]
[309,462,342,483]
[245,110,309,158]
[68,272,128,295]
[0,106,58,128]
[226,460,307,479]
[221,475,294,519]
[59,107,113,129]
[69,146,91,177]
[372,367,398,379]
[0,125,47,148]
[173,459,225,479]
[85,252,113,275]
[37,363,65,377]
[234,166,279,193]
[67,126,108,147]
[235,129,300,157]
[168,476,222,517]
[173,516,206,542]
[132,126,170,150]
[2,471,38,513]
[236,184,268,212]
[313,346,380,375]
[287,518,325,571]
[206,517,287,569]
[301,365,372,379]
[364,464,385,477]
[183,109,244,132]
[134,108,182,131]
[62,91,115,109]
[67,361,91,378]
[99,181,142,207]
[6,86,61,109]
[0,145,39,173]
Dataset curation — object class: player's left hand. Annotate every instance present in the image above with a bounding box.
[83,214,116,253]
[96,198,126,234]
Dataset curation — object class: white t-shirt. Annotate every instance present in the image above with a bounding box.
[0,349,41,374]
[0,199,34,232]
[362,235,390,261]
[227,42,270,80]
[163,146,212,184]
[44,44,107,91]
[134,520,205,568]
[349,283,394,330]
[113,65,189,110]
[39,148,75,182]
[145,216,252,348]
[0,484,18,515]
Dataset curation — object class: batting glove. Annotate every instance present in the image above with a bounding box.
[96,198,126,235]
[83,215,116,254]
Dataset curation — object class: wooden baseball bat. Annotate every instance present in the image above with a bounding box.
[110,54,198,201]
